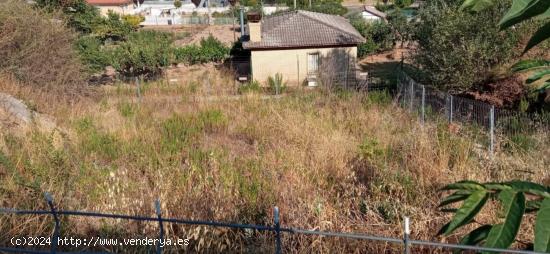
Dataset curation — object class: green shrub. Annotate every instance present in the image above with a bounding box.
[110,30,174,77]
[350,16,394,57]
[307,2,347,15]
[267,73,287,94]
[174,35,229,65]
[75,118,119,160]
[413,0,520,92]
[238,80,261,94]
[363,90,392,106]
[117,101,137,118]
[75,36,112,72]
[394,0,412,8]
[375,2,393,12]
[160,115,200,154]
[197,109,228,133]
[122,14,144,29]
[93,11,134,41]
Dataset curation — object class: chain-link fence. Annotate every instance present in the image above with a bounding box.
[396,72,549,153]
[0,193,546,254]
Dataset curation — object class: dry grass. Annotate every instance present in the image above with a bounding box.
[0,66,548,253]
[0,0,88,99]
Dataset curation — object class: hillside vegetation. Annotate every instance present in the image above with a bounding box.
[1,67,547,252]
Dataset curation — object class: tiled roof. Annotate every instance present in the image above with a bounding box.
[242,10,366,49]
[363,6,387,19]
[86,0,132,6]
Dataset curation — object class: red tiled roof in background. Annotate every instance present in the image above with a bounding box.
[86,0,132,6]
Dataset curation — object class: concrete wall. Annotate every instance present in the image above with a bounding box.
[97,4,135,16]
[250,46,357,86]
[361,11,382,21]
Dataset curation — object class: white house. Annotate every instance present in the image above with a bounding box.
[362,6,386,22]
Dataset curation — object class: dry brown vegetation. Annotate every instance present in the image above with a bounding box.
[0,64,548,253]
[0,1,88,99]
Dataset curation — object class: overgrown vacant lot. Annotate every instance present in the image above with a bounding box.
[0,68,548,253]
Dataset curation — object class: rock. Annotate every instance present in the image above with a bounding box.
[0,93,65,149]
[0,93,32,124]
[104,66,117,77]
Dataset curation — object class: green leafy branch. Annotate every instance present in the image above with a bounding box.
[438,180,550,253]
[461,0,550,94]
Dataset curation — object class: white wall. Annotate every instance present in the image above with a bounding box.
[361,11,382,21]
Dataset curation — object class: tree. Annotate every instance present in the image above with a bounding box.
[110,31,174,77]
[438,180,550,253]
[412,0,519,92]
[388,7,410,48]
[394,0,412,8]
[350,15,395,57]
[461,0,550,100]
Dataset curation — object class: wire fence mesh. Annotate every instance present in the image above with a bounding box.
[396,71,549,153]
[0,193,547,254]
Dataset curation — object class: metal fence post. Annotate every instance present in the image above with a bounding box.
[409,80,414,112]
[421,85,425,124]
[490,105,495,155]
[449,95,453,123]
[155,200,164,254]
[274,206,281,254]
[45,192,60,254]
[136,76,142,103]
[403,217,410,254]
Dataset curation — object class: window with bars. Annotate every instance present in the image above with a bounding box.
[307,52,320,74]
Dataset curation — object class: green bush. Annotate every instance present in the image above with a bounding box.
[413,0,520,92]
[375,2,393,12]
[350,16,394,57]
[173,35,229,65]
[238,80,261,94]
[75,36,112,72]
[93,11,134,41]
[110,30,174,77]
[307,2,347,15]
[393,0,412,8]
[197,109,228,133]
[267,73,287,94]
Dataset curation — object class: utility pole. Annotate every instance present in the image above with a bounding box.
[207,0,212,25]
[239,7,244,40]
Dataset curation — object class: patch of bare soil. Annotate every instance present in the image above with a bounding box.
[188,24,240,45]
[143,24,240,46]
[359,47,413,65]
[463,75,525,108]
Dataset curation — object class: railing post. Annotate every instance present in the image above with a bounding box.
[155,200,164,254]
[403,217,410,254]
[135,76,142,103]
[421,85,425,124]
[490,105,495,155]
[449,95,453,123]
[274,206,281,254]
[45,192,60,254]
[409,80,414,112]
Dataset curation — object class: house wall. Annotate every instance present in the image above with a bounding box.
[250,46,357,86]
[96,4,134,16]
[361,11,382,21]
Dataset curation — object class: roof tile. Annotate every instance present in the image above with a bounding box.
[243,10,366,49]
